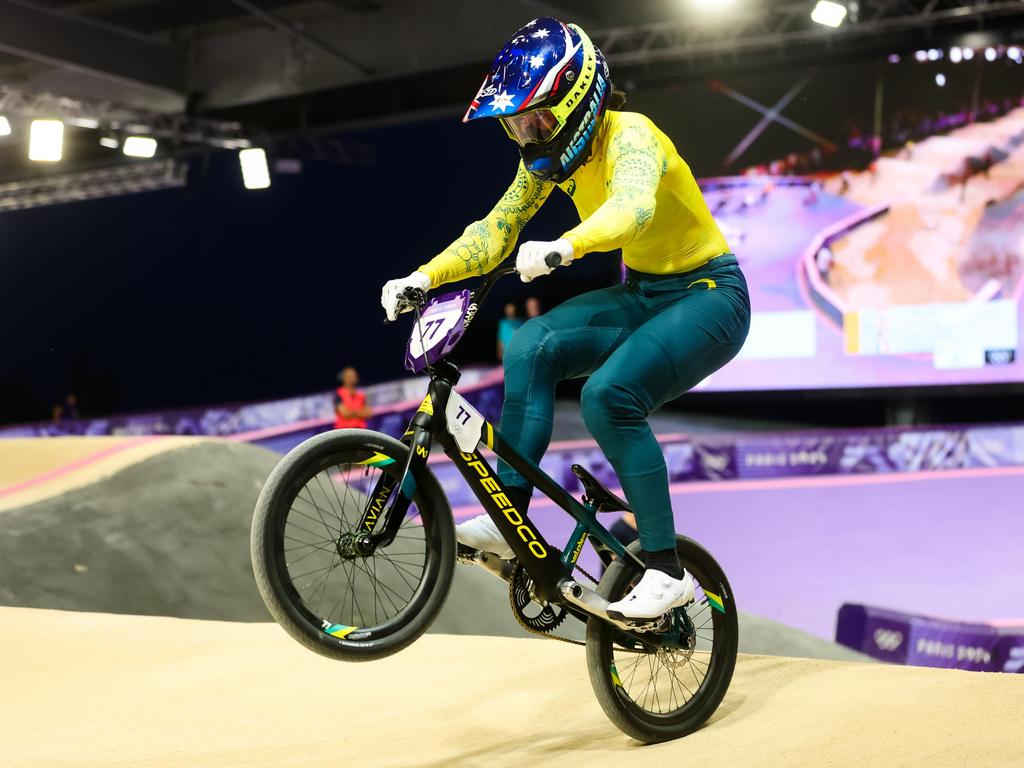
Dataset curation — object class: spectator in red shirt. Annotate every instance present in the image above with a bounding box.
[334,367,372,430]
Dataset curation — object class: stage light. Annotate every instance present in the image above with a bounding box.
[0,116,10,136]
[123,136,157,158]
[67,117,100,129]
[99,136,119,149]
[927,49,941,61]
[949,47,962,63]
[914,50,928,62]
[962,47,974,61]
[28,120,63,162]
[935,73,946,87]
[688,0,736,9]
[239,148,271,190]
[810,0,846,27]
[887,53,900,64]
[985,47,997,61]
[1008,46,1022,62]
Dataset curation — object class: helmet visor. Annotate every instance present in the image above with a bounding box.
[502,109,561,146]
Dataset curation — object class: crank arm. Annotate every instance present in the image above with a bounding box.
[457,544,516,583]
[558,579,669,637]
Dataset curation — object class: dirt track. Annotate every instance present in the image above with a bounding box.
[0,436,207,511]
[2,607,1021,768]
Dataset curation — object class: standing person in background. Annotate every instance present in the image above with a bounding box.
[496,302,523,361]
[525,296,542,319]
[333,367,372,430]
[52,392,79,425]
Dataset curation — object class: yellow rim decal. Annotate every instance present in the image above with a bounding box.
[358,452,395,467]
[417,395,434,416]
[325,624,359,639]
[687,278,717,290]
[610,663,623,688]
[485,422,495,450]
[704,590,726,614]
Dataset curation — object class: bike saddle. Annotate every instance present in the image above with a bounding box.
[571,464,633,513]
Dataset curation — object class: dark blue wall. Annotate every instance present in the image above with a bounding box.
[0,115,616,421]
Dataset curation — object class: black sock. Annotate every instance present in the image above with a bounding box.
[645,548,682,579]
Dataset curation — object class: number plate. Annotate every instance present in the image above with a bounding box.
[405,290,471,373]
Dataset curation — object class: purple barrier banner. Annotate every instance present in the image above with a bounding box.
[4,363,1023,502]
[0,367,505,443]
[430,422,1024,510]
[735,424,1024,477]
[836,603,1024,672]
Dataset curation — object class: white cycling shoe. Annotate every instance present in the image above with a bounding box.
[606,569,696,620]
[455,514,515,560]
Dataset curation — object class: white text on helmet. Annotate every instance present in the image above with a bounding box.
[559,73,607,171]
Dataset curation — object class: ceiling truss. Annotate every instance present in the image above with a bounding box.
[595,0,1024,66]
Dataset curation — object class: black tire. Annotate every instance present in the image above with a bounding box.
[251,429,455,662]
[585,536,738,743]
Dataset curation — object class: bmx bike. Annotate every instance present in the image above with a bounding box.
[250,254,737,743]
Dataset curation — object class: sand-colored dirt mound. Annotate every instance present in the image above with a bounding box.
[2,607,1020,768]
[0,439,869,658]
[0,436,208,511]
[0,440,529,636]
[0,441,281,620]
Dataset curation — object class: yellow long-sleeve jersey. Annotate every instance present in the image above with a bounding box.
[418,111,729,286]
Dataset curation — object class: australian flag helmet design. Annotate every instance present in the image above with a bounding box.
[464,17,611,183]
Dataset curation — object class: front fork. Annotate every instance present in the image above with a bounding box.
[357,411,433,550]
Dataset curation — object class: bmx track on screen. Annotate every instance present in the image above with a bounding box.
[1,437,1022,766]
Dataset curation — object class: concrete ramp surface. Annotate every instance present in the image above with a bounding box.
[2,607,1021,768]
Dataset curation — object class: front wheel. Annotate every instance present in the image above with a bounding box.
[585,536,738,743]
[250,429,455,661]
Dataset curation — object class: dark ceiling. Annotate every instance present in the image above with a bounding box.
[0,0,1022,185]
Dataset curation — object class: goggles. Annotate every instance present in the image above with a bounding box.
[501,108,562,146]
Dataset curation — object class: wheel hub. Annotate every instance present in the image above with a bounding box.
[335,532,373,559]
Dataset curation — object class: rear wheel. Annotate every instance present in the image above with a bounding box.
[585,536,738,743]
[251,429,455,661]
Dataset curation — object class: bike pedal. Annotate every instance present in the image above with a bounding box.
[456,543,479,565]
[607,609,670,633]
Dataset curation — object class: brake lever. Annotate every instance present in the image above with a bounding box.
[383,287,427,325]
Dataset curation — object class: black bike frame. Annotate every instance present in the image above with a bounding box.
[360,365,645,603]
[358,257,645,604]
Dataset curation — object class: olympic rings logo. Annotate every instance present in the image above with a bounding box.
[873,628,904,652]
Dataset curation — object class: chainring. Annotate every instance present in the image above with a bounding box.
[509,561,567,634]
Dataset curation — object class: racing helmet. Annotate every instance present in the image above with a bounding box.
[463,17,611,183]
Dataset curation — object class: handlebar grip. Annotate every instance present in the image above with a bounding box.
[544,251,563,268]
[384,286,426,324]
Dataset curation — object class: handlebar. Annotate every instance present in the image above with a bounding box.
[388,251,563,323]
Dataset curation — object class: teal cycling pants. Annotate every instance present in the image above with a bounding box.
[497,255,751,552]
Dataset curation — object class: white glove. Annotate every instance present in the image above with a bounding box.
[381,271,431,322]
[516,238,575,283]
